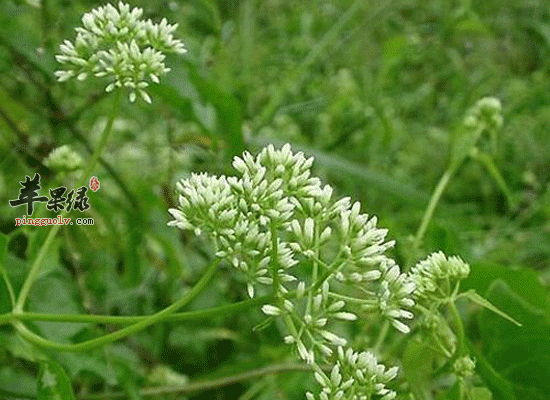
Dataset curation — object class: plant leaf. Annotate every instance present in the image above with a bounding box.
[466,339,515,400]
[37,359,76,400]
[461,289,522,326]
[478,280,550,400]
[402,340,436,400]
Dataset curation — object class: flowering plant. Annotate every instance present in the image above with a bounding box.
[168,143,511,399]
[55,1,186,103]
[1,2,524,398]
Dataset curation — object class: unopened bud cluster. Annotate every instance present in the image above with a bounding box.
[43,145,83,172]
[306,347,399,400]
[410,251,470,302]
[463,97,503,132]
[55,2,186,103]
[169,144,415,330]
[169,144,415,399]
[453,356,476,379]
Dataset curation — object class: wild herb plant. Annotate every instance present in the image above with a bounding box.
[167,143,521,400]
[55,1,186,103]
[0,2,533,400]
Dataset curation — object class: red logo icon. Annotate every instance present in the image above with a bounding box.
[89,176,100,192]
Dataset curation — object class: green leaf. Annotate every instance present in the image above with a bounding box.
[0,234,13,313]
[0,4,56,79]
[455,17,491,36]
[53,352,116,386]
[148,82,195,123]
[461,289,522,326]
[151,63,245,159]
[0,331,42,362]
[478,280,550,400]
[470,387,493,400]
[187,66,245,158]
[26,232,63,279]
[0,365,37,398]
[466,338,515,400]
[187,0,222,35]
[402,340,436,400]
[435,382,494,400]
[534,22,550,49]
[37,359,76,400]
[382,35,407,66]
[122,209,145,286]
[28,274,88,342]
[0,233,7,263]
[115,363,143,400]
[462,262,550,316]
[1,253,29,312]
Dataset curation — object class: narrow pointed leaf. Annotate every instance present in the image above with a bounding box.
[461,289,522,326]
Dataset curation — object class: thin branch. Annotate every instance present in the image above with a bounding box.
[0,294,272,326]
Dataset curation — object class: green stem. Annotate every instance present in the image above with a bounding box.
[373,320,390,354]
[79,95,122,185]
[0,266,16,308]
[469,148,514,210]
[13,222,62,313]
[12,258,219,352]
[14,91,123,313]
[465,338,516,400]
[329,292,376,306]
[413,166,456,254]
[458,377,466,400]
[270,222,280,292]
[448,300,466,365]
[0,293,271,326]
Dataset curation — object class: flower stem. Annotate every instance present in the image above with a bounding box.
[12,258,219,352]
[458,378,466,400]
[448,300,466,364]
[0,265,16,308]
[469,148,515,209]
[0,293,271,326]
[13,91,122,313]
[373,320,390,354]
[13,223,62,313]
[412,166,456,255]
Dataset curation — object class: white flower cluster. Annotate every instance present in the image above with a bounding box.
[410,251,470,301]
[169,145,323,292]
[281,281,358,365]
[55,2,186,103]
[453,356,476,379]
[463,97,503,132]
[371,258,415,333]
[169,144,414,325]
[306,347,398,400]
[43,145,83,171]
[169,144,412,399]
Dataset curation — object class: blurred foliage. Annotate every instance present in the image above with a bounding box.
[0,0,549,399]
